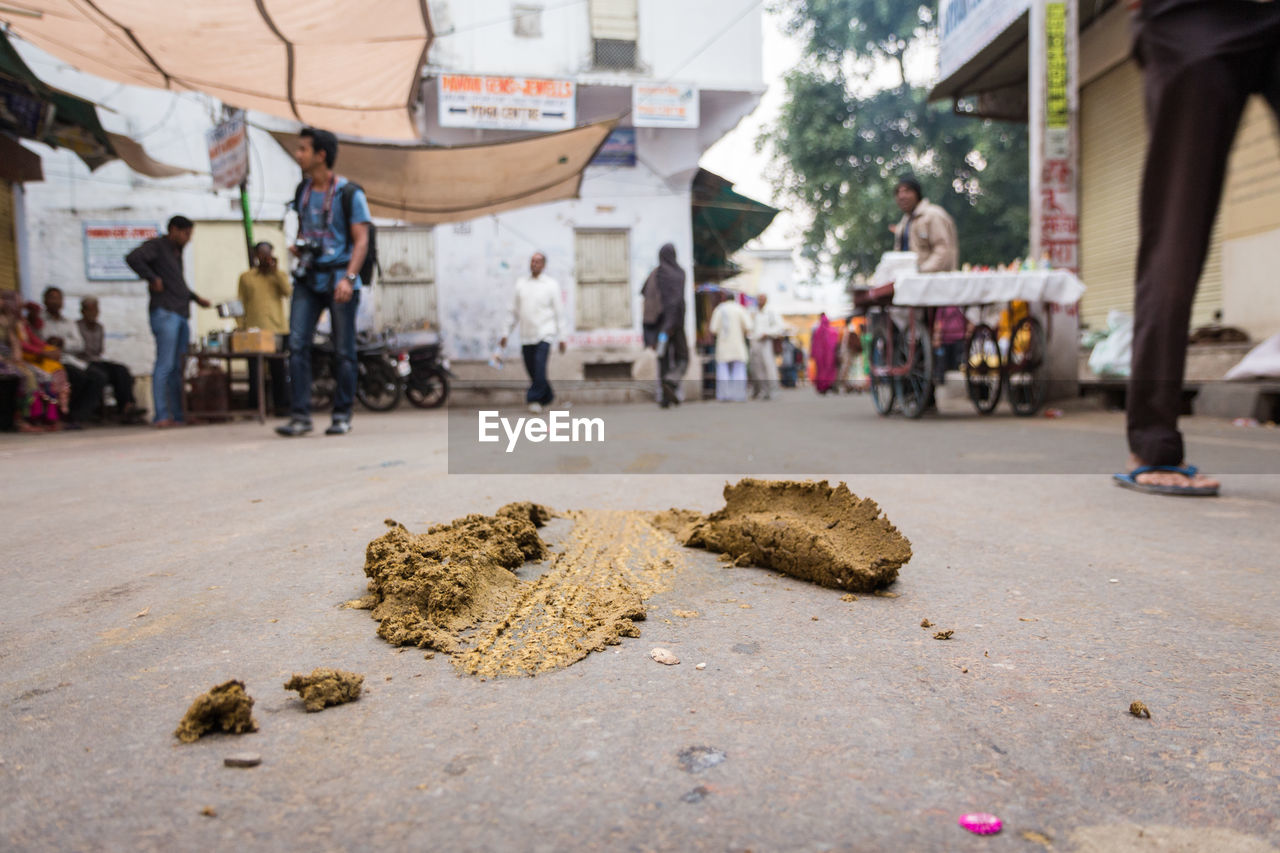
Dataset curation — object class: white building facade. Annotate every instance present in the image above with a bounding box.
[13,0,765,383]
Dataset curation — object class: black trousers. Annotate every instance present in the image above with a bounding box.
[65,363,106,424]
[89,360,135,410]
[659,327,689,406]
[247,357,288,414]
[521,341,553,406]
[1128,4,1280,465]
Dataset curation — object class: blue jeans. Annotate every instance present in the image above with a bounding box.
[149,307,189,422]
[288,284,360,420]
[521,341,553,405]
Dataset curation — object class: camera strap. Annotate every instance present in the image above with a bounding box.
[298,176,340,234]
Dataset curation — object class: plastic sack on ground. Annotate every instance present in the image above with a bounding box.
[1225,332,1280,381]
[1088,311,1134,378]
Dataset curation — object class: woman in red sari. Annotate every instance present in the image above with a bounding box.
[811,313,841,395]
[17,301,69,424]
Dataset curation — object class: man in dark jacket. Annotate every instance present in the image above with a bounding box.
[125,216,210,427]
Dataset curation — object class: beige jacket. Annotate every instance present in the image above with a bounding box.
[894,199,959,273]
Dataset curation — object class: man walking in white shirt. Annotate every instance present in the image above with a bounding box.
[708,292,752,402]
[500,252,566,413]
[748,293,786,401]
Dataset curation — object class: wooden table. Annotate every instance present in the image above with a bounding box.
[183,350,288,424]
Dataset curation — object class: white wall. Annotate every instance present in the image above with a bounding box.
[1224,229,1280,341]
[426,0,762,91]
[435,160,694,360]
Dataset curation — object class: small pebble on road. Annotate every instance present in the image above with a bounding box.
[224,753,262,768]
[650,648,680,665]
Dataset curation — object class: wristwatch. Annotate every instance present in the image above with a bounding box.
[342,272,356,283]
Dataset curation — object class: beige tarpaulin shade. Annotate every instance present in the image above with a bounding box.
[104,132,202,178]
[271,120,617,224]
[0,1,432,140]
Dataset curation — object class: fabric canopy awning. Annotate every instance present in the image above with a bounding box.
[0,1,433,140]
[692,168,779,282]
[0,30,196,175]
[271,120,617,224]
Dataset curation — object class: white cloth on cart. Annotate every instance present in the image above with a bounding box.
[892,271,1085,306]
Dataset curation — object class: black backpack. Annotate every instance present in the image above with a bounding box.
[292,179,379,286]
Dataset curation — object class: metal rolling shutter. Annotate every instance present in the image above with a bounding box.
[0,184,16,292]
[1079,60,1223,331]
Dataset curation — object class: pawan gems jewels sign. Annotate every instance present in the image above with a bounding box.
[438,74,576,132]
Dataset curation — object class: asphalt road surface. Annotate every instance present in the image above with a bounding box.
[2,391,1278,851]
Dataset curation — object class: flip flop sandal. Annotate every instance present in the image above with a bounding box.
[1113,465,1220,497]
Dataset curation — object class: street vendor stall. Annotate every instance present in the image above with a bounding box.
[856,254,1084,418]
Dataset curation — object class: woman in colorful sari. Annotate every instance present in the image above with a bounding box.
[811,313,842,395]
[0,293,57,430]
[16,300,69,425]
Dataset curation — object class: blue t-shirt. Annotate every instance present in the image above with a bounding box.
[298,175,372,291]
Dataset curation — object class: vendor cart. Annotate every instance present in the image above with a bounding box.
[854,270,1085,419]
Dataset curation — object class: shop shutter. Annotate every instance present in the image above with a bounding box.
[1085,59,1223,330]
[1079,61,1223,332]
[376,226,437,328]
[0,183,16,292]
[589,0,638,41]
[575,230,631,330]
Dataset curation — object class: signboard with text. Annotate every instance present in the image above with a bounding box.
[84,223,160,281]
[590,128,637,167]
[939,0,1031,83]
[437,74,575,132]
[632,83,699,129]
[1040,2,1077,272]
[206,116,248,189]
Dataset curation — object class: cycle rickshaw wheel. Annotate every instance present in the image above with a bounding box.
[964,323,1002,415]
[868,319,895,416]
[1006,316,1047,416]
[895,318,933,420]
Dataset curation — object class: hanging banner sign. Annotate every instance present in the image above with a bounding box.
[84,223,160,280]
[437,74,575,132]
[1045,2,1069,159]
[633,82,699,129]
[1040,1,1077,272]
[206,116,248,189]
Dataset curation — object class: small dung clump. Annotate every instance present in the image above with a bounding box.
[283,668,364,712]
[174,680,258,743]
[1129,701,1151,719]
[673,479,912,592]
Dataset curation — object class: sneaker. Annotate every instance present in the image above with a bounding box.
[325,418,352,436]
[275,418,313,437]
[528,402,543,414]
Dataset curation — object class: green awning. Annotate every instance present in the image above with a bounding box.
[691,168,779,282]
[0,30,114,167]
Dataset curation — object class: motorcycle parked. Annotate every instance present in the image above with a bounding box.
[391,330,452,409]
[309,330,404,412]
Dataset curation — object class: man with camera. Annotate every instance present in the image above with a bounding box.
[276,127,371,437]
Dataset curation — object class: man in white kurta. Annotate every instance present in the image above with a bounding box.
[499,252,566,413]
[748,293,787,401]
[709,294,752,402]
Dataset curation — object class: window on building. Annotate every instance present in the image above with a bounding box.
[589,0,638,70]
[575,230,631,330]
[513,4,542,38]
[376,226,437,329]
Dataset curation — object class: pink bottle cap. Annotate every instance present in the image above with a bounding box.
[958,813,1003,835]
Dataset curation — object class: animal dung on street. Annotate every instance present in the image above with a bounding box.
[174,680,258,743]
[660,479,912,592]
[283,668,364,712]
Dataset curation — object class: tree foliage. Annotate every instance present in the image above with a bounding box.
[763,0,1029,277]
